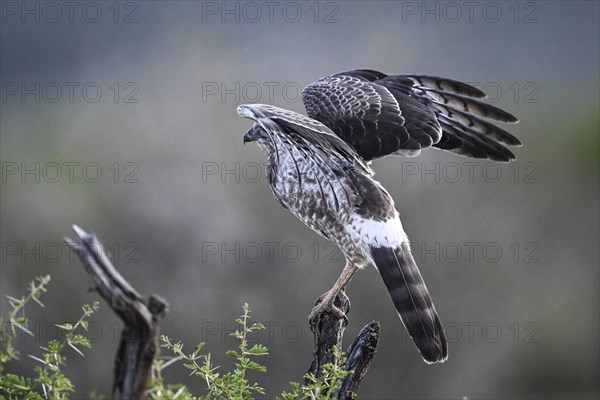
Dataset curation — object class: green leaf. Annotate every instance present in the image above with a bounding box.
[246,344,268,356]
[230,329,243,339]
[55,323,74,331]
[250,322,266,331]
[70,334,91,349]
[80,320,89,331]
[225,350,239,358]
[246,360,266,372]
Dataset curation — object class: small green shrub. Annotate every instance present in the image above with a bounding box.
[0,275,99,399]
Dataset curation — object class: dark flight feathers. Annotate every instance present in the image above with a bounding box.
[302,69,521,161]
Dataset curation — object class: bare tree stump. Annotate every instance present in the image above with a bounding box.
[65,225,168,400]
[308,291,380,399]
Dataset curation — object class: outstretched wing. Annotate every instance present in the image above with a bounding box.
[302,69,521,161]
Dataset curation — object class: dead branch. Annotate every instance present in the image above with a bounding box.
[308,291,380,399]
[65,225,167,400]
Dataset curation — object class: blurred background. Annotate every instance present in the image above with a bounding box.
[1,1,598,398]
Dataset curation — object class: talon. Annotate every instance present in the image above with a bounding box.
[308,291,347,325]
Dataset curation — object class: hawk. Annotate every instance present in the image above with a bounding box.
[238,69,520,364]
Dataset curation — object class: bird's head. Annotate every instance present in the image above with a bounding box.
[242,124,269,144]
[238,104,271,146]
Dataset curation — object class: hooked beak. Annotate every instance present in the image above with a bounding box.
[243,126,262,144]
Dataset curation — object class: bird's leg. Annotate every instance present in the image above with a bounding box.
[309,262,359,323]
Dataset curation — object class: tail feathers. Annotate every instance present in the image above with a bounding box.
[371,243,448,363]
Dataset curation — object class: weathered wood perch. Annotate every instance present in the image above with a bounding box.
[337,321,380,398]
[65,225,168,400]
[309,292,380,399]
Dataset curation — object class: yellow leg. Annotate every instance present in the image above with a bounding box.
[309,262,359,322]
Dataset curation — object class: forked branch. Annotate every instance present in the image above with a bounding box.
[65,225,168,400]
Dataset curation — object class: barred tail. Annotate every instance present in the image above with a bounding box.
[370,242,448,363]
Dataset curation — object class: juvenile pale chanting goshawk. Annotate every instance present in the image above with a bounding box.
[238,69,520,364]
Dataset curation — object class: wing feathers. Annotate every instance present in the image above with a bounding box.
[421,88,519,123]
[432,103,522,146]
[403,74,487,98]
[438,115,516,161]
[302,69,521,161]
